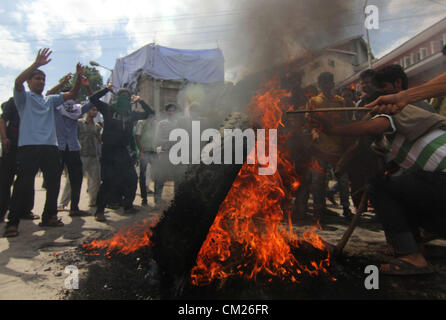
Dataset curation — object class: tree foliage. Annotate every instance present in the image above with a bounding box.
[59,66,104,102]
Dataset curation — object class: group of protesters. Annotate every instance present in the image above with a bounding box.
[3,46,446,276]
[0,48,193,237]
[285,58,446,275]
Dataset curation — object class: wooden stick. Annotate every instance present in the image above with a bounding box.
[286,107,370,114]
[334,185,370,255]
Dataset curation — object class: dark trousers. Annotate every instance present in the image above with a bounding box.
[7,145,61,227]
[59,148,83,211]
[96,147,138,213]
[369,170,446,255]
[0,146,35,219]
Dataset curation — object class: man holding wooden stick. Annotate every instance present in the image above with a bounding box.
[309,96,446,275]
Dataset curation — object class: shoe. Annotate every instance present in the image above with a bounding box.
[39,217,64,227]
[69,210,89,217]
[22,212,40,220]
[95,211,106,222]
[124,207,139,215]
[3,225,19,237]
[141,199,148,207]
[106,203,120,210]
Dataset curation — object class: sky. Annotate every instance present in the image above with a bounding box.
[0,0,445,103]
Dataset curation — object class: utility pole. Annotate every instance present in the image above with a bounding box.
[364,0,372,69]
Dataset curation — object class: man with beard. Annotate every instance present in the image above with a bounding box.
[310,102,446,275]
[374,64,436,113]
[89,83,154,221]
[4,49,83,237]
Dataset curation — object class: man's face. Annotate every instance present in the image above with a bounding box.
[360,77,376,96]
[378,78,403,95]
[166,107,176,116]
[27,74,46,94]
[88,107,98,118]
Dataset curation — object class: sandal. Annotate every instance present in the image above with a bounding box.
[95,212,106,222]
[3,226,19,238]
[380,258,434,276]
[69,210,89,217]
[39,218,64,227]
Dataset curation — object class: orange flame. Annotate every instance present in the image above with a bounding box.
[190,76,332,286]
[83,219,157,256]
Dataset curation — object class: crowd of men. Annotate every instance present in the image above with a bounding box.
[0,48,192,237]
[286,62,446,275]
[2,47,446,275]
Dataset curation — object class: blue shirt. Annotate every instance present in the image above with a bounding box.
[13,89,64,147]
[54,102,94,151]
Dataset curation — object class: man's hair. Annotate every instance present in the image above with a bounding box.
[359,69,376,80]
[375,64,408,90]
[28,69,45,80]
[304,84,318,94]
[317,72,334,84]
[165,103,177,112]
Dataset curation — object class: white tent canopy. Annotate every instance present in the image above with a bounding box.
[111,43,225,90]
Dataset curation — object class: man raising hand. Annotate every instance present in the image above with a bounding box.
[4,48,82,237]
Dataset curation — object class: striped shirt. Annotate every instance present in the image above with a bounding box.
[374,114,446,172]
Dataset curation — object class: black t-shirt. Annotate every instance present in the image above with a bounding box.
[1,97,20,146]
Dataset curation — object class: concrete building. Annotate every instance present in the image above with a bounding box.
[338,17,446,90]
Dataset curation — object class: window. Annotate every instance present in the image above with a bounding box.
[420,47,428,60]
[411,52,420,64]
[404,56,412,68]
[431,40,442,54]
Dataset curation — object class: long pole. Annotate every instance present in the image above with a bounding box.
[364,0,372,69]
[286,107,369,114]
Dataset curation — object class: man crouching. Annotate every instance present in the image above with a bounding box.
[310,104,446,275]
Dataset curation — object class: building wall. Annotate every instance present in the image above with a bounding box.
[301,52,357,88]
[135,74,183,114]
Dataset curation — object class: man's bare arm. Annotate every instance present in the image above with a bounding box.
[311,115,391,137]
[63,63,83,101]
[47,73,72,95]
[15,48,52,92]
[366,72,446,114]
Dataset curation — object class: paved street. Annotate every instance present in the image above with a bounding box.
[0,175,168,299]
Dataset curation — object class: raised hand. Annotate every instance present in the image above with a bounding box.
[75,63,83,77]
[61,73,72,84]
[131,95,141,103]
[106,81,114,91]
[35,48,52,67]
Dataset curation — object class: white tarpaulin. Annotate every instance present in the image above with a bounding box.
[111,43,225,89]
